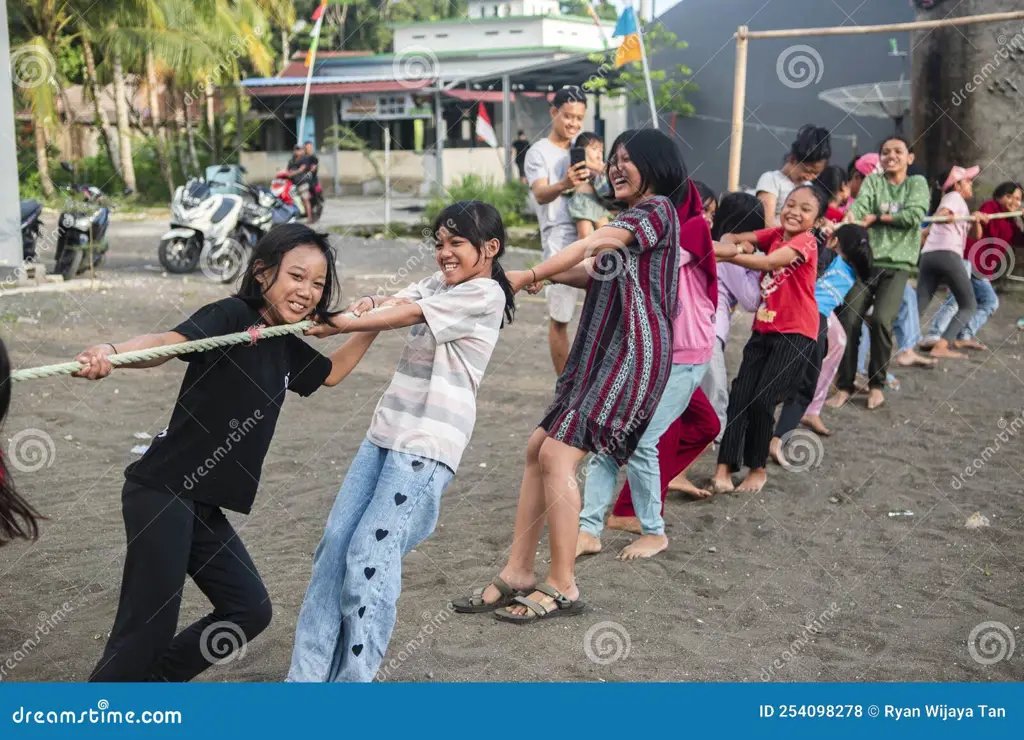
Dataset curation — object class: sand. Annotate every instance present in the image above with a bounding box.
[1,225,1022,683]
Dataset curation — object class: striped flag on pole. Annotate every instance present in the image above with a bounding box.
[305,0,329,67]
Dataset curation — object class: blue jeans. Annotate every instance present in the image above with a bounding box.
[925,259,1000,340]
[580,361,708,537]
[858,281,919,376]
[288,438,453,683]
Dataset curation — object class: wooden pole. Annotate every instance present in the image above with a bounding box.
[727,26,749,192]
[740,9,1024,40]
[923,210,1023,224]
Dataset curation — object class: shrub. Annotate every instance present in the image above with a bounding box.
[424,175,532,229]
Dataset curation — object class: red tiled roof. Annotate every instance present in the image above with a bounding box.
[246,80,430,97]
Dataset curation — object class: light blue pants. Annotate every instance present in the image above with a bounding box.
[580,362,708,537]
[924,259,1000,341]
[288,438,453,683]
[700,340,728,444]
[858,281,919,378]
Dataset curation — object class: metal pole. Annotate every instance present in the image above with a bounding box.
[384,125,391,230]
[0,0,24,284]
[331,97,340,196]
[298,13,326,145]
[434,89,444,193]
[502,74,512,183]
[727,26,749,192]
[637,28,658,129]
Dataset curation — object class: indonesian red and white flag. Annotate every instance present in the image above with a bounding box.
[475,102,498,148]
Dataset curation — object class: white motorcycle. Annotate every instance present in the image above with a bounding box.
[158,173,245,283]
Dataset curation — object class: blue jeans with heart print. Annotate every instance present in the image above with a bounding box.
[287,438,453,683]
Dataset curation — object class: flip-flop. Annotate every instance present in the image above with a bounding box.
[493,583,586,624]
[451,576,532,614]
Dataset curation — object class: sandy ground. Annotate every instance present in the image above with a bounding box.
[0,221,1022,683]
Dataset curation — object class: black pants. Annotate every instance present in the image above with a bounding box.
[718,331,817,471]
[837,267,909,391]
[90,482,271,682]
[917,250,977,343]
[774,313,829,438]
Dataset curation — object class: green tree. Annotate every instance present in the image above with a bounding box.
[560,1,618,21]
[584,22,697,120]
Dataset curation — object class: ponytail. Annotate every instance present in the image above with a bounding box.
[490,259,516,328]
[931,168,952,214]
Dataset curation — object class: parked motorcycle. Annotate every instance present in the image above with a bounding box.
[53,163,126,281]
[20,199,42,262]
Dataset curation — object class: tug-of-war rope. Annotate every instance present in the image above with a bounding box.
[11,320,317,382]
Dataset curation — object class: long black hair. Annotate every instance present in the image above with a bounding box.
[235,223,341,322]
[930,167,954,214]
[712,192,764,240]
[607,129,689,206]
[0,337,43,547]
[993,181,1022,201]
[814,165,849,204]
[832,224,873,283]
[432,201,515,327]
[787,124,832,167]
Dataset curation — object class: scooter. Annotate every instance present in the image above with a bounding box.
[53,163,125,281]
[270,170,323,221]
[226,183,301,283]
[20,199,42,262]
[159,167,244,282]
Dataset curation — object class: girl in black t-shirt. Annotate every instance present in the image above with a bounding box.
[73,224,375,682]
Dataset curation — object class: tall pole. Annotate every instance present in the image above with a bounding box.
[384,125,391,229]
[637,28,658,129]
[502,74,512,183]
[0,0,24,283]
[727,25,749,192]
[298,4,327,145]
[434,89,445,193]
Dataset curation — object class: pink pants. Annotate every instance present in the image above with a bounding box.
[806,312,847,417]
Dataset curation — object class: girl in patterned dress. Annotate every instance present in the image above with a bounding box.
[451,129,686,623]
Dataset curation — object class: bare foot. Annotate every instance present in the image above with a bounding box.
[867,388,885,410]
[711,465,735,494]
[617,534,668,561]
[896,349,937,367]
[736,468,768,493]
[667,472,713,500]
[929,339,967,359]
[954,338,987,351]
[575,531,602,558]
[606,514,642,534]
[825,390,851,408]
[768,437,787,467]
[800,415,832,436]
[918,337,939,352]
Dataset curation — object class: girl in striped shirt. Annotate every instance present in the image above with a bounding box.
[288,201,515,682]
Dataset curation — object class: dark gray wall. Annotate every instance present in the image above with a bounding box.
[639,0,916,193]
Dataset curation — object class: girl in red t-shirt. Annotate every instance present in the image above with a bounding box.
[710,185,826,494]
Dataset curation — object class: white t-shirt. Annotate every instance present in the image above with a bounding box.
[755,169,797,218]
[524,138,571,237]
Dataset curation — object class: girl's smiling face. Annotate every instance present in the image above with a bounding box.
[258,244,327,325]
[780,187,821,236]
[999,187,1023,212]
[953,177,974,200]
[608,144,647,203]
[435,226,497,286]
[880,139,913,175]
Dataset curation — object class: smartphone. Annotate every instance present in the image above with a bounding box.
[570,146,587,168]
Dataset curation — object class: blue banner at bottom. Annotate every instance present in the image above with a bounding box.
[1,683,1019,738]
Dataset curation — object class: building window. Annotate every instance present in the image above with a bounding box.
[379,96,406,117]
[412,34,425,39]
[485,30,499,35]
[436,33,448,37]
[509,29,523,34]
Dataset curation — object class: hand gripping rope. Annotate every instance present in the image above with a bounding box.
[10,321,316,382]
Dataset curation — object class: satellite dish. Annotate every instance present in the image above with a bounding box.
[818,80,911,134]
